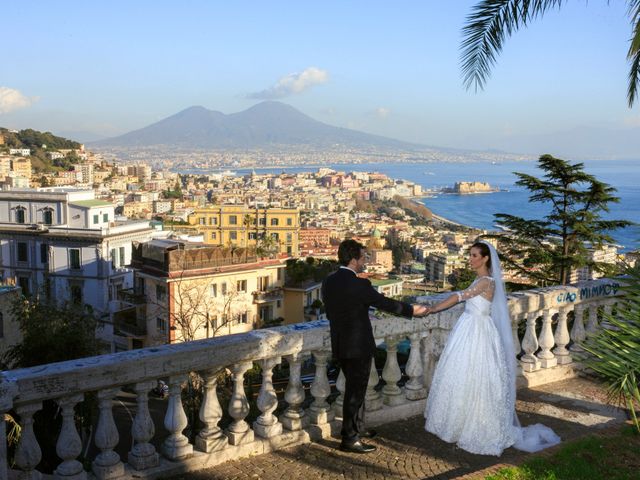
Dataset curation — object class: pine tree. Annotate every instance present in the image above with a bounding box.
[489,154,632,285]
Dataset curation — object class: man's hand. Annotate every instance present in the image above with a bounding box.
[412,304,430,317]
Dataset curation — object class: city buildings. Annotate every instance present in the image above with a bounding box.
[120,239,287,348]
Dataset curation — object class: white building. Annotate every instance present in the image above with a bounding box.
[0,188,154,352]
[9,149,30,156]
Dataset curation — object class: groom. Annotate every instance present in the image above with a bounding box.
[322,239,427,453]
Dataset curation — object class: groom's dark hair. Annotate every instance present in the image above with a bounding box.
[338,239,364,266]
[471,241,492,270]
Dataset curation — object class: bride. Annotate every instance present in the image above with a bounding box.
[423,240,560,456]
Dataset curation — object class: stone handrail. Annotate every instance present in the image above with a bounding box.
[0,278,624,480]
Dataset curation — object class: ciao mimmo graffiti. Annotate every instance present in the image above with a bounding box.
[556,282,620,303]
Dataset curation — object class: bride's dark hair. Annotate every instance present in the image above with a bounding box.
[470,241,491,270]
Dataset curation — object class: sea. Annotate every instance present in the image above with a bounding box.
[189,159,640,252]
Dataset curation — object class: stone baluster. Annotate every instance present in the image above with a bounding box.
[536,309,558,368]
[585,304,599,336]
[553,307,572,364]
[282,353,308,430]
[332,368,346,417]
[520,312,541,372]
[570,304,587,353]
[195,369,227,453]
[405,333,427,401]
[308,350,334,425]
[601,301,615,330]
[92,388,124,480]
[14,402,42,480]
[382,336,403,406]
[364,359,383,412]
[162,375,193,459]
[254,357,283,438]
[0,377,18,480]
[512,316,523,356]
[128,381,159,469]
[54,394,86,480]
[227,361,254,445]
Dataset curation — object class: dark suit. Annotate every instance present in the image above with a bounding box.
[322,267,413,441]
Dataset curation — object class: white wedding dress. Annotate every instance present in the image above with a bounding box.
[424,273,561,456]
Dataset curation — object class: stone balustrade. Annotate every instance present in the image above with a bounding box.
[0,278,623,480]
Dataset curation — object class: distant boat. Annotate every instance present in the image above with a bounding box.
[221,169,236,176]
[424,171,435,175]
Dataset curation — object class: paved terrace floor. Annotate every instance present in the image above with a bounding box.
[172,376,629,480]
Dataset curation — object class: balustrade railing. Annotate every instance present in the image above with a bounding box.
[0,278,623,480]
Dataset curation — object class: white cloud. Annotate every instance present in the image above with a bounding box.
[373,107,390,119]
[0,87,37,114]
[247,67,329,99]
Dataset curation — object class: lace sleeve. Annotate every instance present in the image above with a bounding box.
[455,277,495,302]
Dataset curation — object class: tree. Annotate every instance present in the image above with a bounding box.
[448,268,476,291]
[2,298,100,472]
[487,154,631,285]
[2,298,99,369]
[461,1,640,106]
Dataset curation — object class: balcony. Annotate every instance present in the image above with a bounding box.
[112,305,147,338]
[0,278,629,480]
[252,286,284,303]
[117,288,147,305]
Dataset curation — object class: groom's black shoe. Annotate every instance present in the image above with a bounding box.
[359,429,377,439]
[339,439,377,454]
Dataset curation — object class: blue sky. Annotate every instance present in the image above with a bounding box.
[1,1,638,157]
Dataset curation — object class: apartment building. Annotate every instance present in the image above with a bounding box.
[187,205,300,256]
[121,240,286,348]
[0,188,154,351]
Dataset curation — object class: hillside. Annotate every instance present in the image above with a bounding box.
[0,128,82,172]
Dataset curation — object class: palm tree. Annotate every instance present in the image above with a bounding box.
[461,0,640,106]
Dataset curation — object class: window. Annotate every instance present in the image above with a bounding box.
[210,283,217,297]
[238,311,248,324]
[229,215,237,225]
[69,249,81,269]
[199,217,206,225]
[276,300,282,308]
[237,280,247,292]
[93,214,99,224]
[209,314,218,329]
[286,217,293,226]
[271,233,279,241]
[258,275,269,291]
[119,247,125,266]
[156,284,167,301]
[43,209,53,225]
[221,282,227,296]
[40,244,48,264]
[70,284,82,304]
[286,233,292,243]
[103,213,108,222]
[287,246,292,255]
[248,232,257,240]
[18,277,30,296]
[229,231,237,241]
[156,317,167,333]
[15,207,25,224]
[277,268,282,280]
[211,232,217,240]
[111,248,117,268]
[259,217,267,226]
[17,242,28,262]
[209,217,217,225]
[271,218,279,226]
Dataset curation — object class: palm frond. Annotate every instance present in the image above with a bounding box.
[627,7,640,106]
[461,0,565,91]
